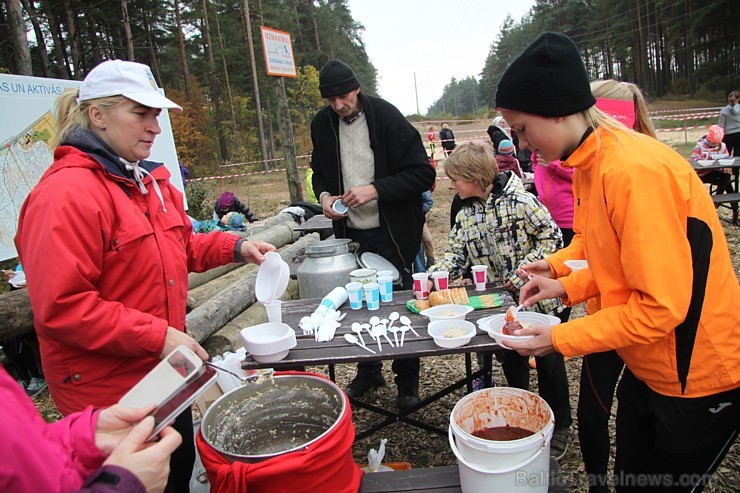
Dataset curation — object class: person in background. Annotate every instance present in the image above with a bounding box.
[305,167,318,203]
[0,366,180,493]
[719,90,739,157]
[427,126,436,161]
[487,116,510,151]
[494,139,523,178]
[310,59,435,411]
[500,32,738,493]
[214,191,259,222]
[531,152,573,245]
[439,122,456,157]
[178,161,188,188]
[15,59,275,493]
[1,263,47,398]
[691,125,733,194]
[427,142,573,460]
[413,190,435,273]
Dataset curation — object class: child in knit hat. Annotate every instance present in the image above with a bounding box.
[690,125,733,194]
[498,32,739,488]
[494,139,523,178]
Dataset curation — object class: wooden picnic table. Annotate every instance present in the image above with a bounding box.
[242,287,514,439]
[690,158,740,223]
[292,214,334,239]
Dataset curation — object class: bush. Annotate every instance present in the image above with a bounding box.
[184,181,211,220]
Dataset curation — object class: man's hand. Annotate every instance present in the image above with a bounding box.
[342,184,378,208]
[160,327,208,361]
[321,194,345,220]
[239,240,276,264]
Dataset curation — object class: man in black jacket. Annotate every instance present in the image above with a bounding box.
[310,59,435,411]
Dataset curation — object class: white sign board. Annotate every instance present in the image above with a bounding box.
[260,26,297,78]
[0,73,183,261]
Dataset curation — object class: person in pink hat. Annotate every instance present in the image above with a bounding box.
[691,124,733,194]
[15,59,275,493]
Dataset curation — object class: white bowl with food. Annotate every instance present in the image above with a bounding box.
[420,303,474,323]
[564,259,588,271]
[482,310,560,349]
[718,158,735,166]
[240,322,296,363]
[695,159,715,167]
[427,320,476,348]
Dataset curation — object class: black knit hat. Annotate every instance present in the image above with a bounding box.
[495,32,595,117]
[319,59,361,98]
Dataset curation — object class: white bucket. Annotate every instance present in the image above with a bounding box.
[449,387,554,492]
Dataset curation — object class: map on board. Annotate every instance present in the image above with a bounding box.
[0,72,182,261]
[0,111,56,257]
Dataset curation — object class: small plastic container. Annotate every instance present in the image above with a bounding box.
[240,322,297,363]
[420,304,474,323]
[427,320,476,348]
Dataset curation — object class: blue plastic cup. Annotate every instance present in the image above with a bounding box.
[378,275,393,302]
[362,282,381,311]
[345,282,363,310]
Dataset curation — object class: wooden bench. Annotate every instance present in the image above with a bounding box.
[359,460,569,492]
[711,193,740,224]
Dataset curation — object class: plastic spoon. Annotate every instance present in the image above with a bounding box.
[370,325,384,352]
[351,323,366,346]
[344,333,376,354]
[400,315,419,336]
[389,326,400,347]
[399,326,409,346]
[387,311,399,330]
[379,325,394,348]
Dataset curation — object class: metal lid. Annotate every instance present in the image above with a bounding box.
[357,252,399,282]
[304,238,351,257]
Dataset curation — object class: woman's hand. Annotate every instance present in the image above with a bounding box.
[160,327,208,361]
[519,276,566,309]
[239,240,276,265]
[103,416,181,493]
[94,405,154,455]
[517,260,552,279]
[504,324,556,357]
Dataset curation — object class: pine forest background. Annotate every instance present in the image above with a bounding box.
[1,0,737,178]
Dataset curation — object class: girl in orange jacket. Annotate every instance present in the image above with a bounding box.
[496,32,739,492]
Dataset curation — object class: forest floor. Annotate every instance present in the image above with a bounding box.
[27,99,738,491]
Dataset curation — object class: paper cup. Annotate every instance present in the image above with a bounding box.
[363,282,381,310]
[471,265,488,292]
[331,199,348,214]
[431,270,449,291]
[377,275,393,302]
[345,282,363,310]
[412,272,430,300]
[263,299,282,323]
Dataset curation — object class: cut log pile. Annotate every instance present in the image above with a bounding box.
[0,212,318,355]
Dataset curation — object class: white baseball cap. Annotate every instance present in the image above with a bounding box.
[79,60,182,111]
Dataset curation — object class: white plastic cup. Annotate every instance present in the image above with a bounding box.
[363,282,381,310]
[263,299,282,323]
[471,265,488,291]
[431,270,450,291]
[377,275,393,302]
[331,199,348,214]
[412,272,430,300]
[345,282,363,310]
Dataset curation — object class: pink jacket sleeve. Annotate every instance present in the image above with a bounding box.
[0,369,107,492]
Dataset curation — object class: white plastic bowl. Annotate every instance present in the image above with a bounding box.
[255,252,289,303]
[9,272,26,288]
[419,304,474,322]
[482,312,560,349]
[564,259,588,271]
[696,159,715,167]
[718,158,735,166]
[427,320,476,348]
[240,322,296,363]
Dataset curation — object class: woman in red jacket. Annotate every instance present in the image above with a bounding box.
[498,33,738,492]
[15,60,274,493]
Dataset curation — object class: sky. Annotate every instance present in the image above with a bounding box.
[346,0,536,116]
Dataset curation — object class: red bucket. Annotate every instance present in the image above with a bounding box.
[197,372,361,493]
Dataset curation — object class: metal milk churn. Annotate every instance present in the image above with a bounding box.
[297,239,359,299]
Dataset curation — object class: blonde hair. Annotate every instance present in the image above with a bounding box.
[444,142,499,190]
[590,79,656,138]
[52,88,127,148]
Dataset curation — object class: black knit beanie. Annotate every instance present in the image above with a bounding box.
[319,59,361,98]
[495,32,595,117]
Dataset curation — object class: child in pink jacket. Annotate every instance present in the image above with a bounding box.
[532,152,575,246]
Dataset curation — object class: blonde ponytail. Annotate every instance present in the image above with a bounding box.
[51,89,128,149]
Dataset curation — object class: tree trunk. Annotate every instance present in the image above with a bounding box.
[309,0,322,52]
[21,0,50,77]
[188,264,256,310]
[121,0,134,60]
[242,0,268,170]
[61,0,81,78]
[5,0,33,75]
[43,0,71,78]
[275,77,302,203]
[215,13,238,139]
[201,0,230,163]
[174,0,192,102]
[0,289,34,340]
[144,12,162,84]
[187,233,319,343]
